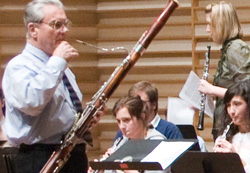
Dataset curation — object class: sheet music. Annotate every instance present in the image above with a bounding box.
[167,97,194,125]
[141,141,194,170]
[179,71,214,118]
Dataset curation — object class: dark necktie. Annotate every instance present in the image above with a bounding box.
[62,74,83,113]
[62,73,93,146]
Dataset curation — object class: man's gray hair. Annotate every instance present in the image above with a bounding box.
[24,0,64,38]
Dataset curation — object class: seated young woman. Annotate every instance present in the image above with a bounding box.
[213,80,250,172]
[89,95,167,173]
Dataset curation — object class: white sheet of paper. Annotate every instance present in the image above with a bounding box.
[167,97,194,124]
[141,141,194,170]
[179,71,214,118]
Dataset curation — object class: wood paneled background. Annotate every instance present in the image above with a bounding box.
[1,0,250,160]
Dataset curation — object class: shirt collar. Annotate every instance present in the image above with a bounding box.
[23,43,50,63]
[150,114,161,128]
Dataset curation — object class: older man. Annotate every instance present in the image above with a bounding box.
[2,0,98,172]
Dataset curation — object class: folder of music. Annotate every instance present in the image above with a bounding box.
[89,139,197,171]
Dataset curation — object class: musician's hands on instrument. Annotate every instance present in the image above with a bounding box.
[87,147,115,173]
[198,79,214,95]
[53,41,79,62]
[87,148,110,173]
[90,104,107,128]
[213,137,236,153]
[102,147,114,160]
[213,137,248,167]
[199,79,227,98]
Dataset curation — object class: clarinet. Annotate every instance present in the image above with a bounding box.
[197,46,211,130]
[40,1,179,172]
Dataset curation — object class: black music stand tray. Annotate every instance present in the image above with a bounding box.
[176,124,201,151]
[89,139,197,171]
[176,124,197,139]
[171,151,245,173]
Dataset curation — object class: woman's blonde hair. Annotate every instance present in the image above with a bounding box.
[206,1,242,44]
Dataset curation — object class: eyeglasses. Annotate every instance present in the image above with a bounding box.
[41,19,72,30]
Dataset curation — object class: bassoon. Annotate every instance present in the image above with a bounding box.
[40,0,179,172]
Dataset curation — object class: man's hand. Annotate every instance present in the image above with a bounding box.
[53,41,79,62]
[90,104,107,128]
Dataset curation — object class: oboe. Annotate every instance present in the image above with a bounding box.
[197,46,211,130]
[40,1,179,172]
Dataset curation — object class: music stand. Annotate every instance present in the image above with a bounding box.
[176,124,201,151]
[0,146,18,173]
[89,139,197,171]
[171,151,245,173]
[176,124,197,139]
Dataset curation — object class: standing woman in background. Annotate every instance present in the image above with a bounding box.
[213,80,250,173]
[198,1,250,140]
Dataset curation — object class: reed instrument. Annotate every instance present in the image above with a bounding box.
[40,1,179,172]
[197,46,211,130]
[93,137,125,173]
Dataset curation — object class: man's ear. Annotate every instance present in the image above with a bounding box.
[28,23,38,39]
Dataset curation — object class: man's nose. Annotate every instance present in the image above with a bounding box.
[61,25,69,33]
